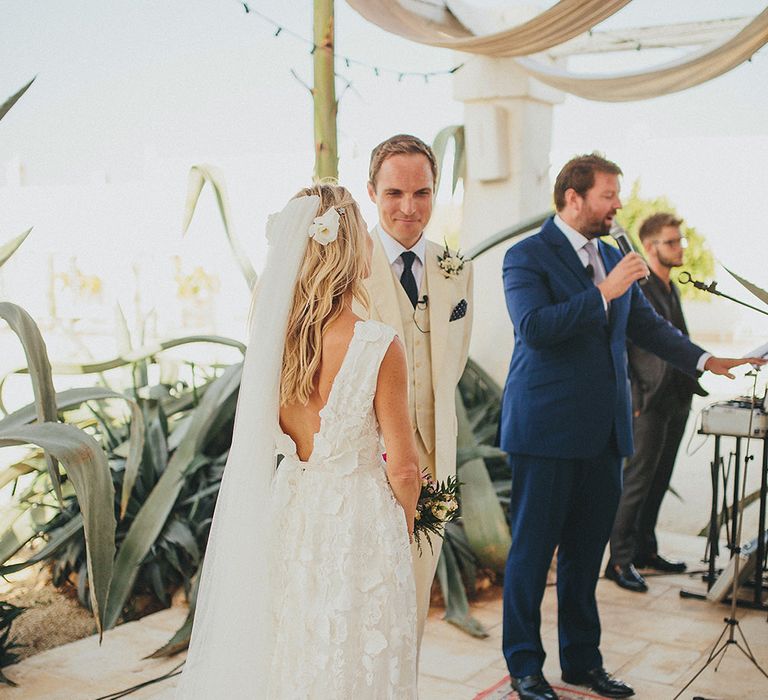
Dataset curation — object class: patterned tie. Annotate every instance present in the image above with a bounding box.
[584,242,605,284]
[585,241,609,317]
[399,251,419,308]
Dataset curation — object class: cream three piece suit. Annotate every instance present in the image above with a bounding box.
[362,225,473,644]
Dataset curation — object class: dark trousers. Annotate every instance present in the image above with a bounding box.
[609,401,690,566]
[502,441,622,678]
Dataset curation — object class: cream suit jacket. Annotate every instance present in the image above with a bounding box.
[361,232,473,480]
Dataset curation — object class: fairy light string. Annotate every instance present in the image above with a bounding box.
[239,2,464,83]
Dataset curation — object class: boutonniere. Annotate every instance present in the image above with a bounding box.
[437,240,465,279]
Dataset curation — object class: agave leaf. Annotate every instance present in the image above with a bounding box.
[0,335,244,415]
[455,391,511,572]
[148,569,200,658]
[103,364,242,630]
[0,499,57,564]
[0,228,32,269]
[464,210,552,261]
[0,670,17,687]
[114,303,133,355]
[0,302,63,504]
[163,519,200,563]
[183,164,257,290]
[145,414,169,480]
[432,125,466,195]
[0,77,35,123]
[0,514,84,576]
[0,423,115,638]
[436,537,488,638]
[0,386,146,520]
[2,335,245,379]
[148,608,194,658]
[444,522,479,596]
[0,601,26,685]
[456,444,507,467]
[464,358,504,403]
[722,265,768,309]
[0,460,38,490]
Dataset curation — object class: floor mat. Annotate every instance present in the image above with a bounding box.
[474,675,606,699]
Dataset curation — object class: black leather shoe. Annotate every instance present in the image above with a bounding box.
[510,673,559,700]
[604,563,648,592]
[562,667,634,698]
[636,553,687,573]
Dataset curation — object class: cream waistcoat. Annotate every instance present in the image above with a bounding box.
[393,271,435,454]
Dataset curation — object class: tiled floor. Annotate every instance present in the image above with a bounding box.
[1,531,766,699]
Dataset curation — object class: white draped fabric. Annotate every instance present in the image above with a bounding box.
[345,0,631,57]
[347,1,768,102]
[514,8,768,102]
[177,196,319,698]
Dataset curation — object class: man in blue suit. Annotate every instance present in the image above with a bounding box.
[499,154,763,700]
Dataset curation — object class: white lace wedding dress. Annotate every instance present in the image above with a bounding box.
[267,319,418,699]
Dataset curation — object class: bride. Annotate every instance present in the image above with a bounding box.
[176,184,421,699]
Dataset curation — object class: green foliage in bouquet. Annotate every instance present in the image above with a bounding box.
[414,472,459,555]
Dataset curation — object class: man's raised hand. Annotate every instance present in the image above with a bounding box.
[597,253,649,302]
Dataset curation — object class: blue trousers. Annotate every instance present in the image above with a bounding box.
[502,442,622,677]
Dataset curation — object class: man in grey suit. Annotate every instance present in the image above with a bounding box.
[606,213,708,592]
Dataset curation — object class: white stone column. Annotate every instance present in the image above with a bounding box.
[453,57,563,384]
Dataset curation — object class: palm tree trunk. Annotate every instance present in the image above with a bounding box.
[313,0,338,181]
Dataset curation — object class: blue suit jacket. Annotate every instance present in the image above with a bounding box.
[500,217,705,459]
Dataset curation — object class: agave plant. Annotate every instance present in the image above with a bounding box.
[0,80,120,639]
[0,601,25,686]
[0,79,251,647]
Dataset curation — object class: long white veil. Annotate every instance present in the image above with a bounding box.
[176,195,320,698]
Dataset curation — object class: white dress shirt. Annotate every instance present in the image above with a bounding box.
[375,224,426,292]
[554,215,608,310]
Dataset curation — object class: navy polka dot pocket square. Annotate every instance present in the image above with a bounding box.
[449,299,468,322]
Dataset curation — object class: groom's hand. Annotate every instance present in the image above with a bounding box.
[598,253,649,301]
[705,356,767,379]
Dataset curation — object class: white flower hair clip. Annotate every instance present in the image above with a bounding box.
[308,207,342,246]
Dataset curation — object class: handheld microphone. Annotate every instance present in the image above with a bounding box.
[609,222,649,284]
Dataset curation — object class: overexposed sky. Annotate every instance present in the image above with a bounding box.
[1,0,767,331]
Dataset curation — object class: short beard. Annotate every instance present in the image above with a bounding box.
[660,257,681,269]
[581,219,611,239]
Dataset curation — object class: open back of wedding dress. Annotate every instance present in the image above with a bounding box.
[267,318,417,698]
[176,195,417,700]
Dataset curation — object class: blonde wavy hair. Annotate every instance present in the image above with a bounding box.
[280,183,371,406]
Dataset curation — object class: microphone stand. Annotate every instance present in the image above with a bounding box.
[674,371,768,697]
[678,271,768,317]
[672,276,768,696]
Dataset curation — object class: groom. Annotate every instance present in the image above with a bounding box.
[364,133,473,644]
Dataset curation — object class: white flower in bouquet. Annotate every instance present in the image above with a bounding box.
[413,472,460,554]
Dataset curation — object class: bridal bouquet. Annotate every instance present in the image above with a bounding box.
[413,471,459,554]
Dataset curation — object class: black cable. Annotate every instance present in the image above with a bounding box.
[92,660,185,700]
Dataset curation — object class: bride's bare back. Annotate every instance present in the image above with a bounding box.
[279,309,361,462]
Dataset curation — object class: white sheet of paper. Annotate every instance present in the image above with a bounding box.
[743,340,768,359]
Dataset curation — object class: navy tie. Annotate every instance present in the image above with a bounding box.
[399,251,419,308]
